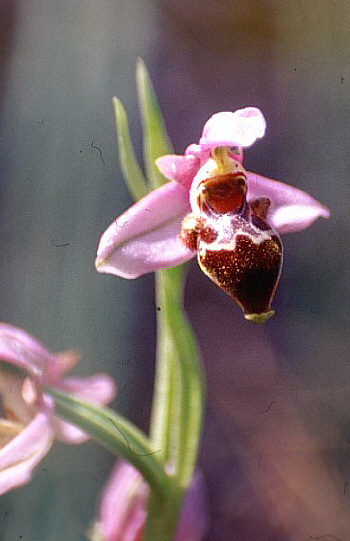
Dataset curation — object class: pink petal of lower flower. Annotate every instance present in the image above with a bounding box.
[200,108,266,150]
[156,154,200,189]
[246,171,330,233]
[44,350,80,383]
[52,375,117,444]
[99,461,148,541]
[97,461,208,541]
[50,418,88,445]
[0,323,55,380]
[96,181,194,278]
[0,411,53,496]
[61,375,117,404]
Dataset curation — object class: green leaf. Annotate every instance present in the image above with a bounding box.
[46,388,170,500]
[113,96,148,200]
[136,58,174,189]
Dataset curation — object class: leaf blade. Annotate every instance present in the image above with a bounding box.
[136,58,173,189]
[113,96,148,200]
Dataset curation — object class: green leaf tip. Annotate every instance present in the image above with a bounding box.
[244,310,275,324]
[135,57,173,189]
[112,96,148,201]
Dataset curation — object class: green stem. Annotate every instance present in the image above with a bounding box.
[145,264,204,540]
[162,272,204,485]
[149,270,176,461]
[143,485,184,541]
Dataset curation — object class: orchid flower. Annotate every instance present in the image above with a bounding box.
[90,461,208,541]
[0,323,116,495]
[96,107,329,322]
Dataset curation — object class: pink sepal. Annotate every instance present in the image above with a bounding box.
[95,181,194,278]
[246,171,330,233]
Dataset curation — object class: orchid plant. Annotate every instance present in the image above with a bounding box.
[0,59,329,541]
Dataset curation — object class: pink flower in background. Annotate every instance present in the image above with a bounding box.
[96,107,329,321]
[91,460,208,541]
[0,323,116,495]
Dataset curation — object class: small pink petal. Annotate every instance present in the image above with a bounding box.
[52,375,117,444]
[156,154,200,189]
[200,108,266,150]
[246,171,330,233]
[95,181,194,278]
[0,411,53,496]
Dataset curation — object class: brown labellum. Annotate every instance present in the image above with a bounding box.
[180,172,283,323]
[198,232,283,323]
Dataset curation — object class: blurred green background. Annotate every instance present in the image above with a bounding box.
[0,1,349,540]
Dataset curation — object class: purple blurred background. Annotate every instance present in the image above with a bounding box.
[0,1,349,540]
